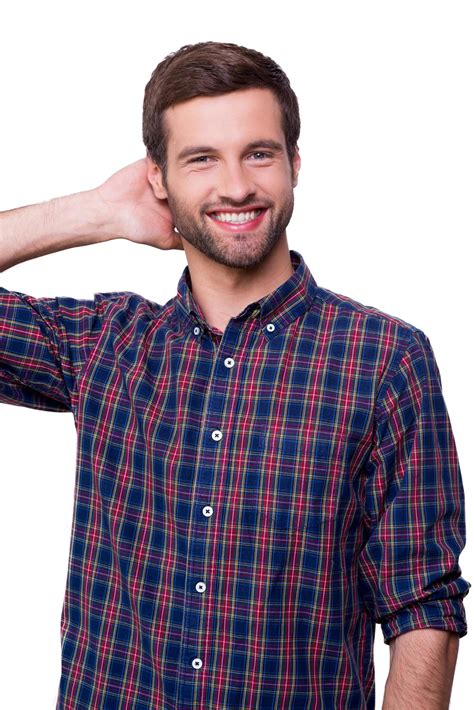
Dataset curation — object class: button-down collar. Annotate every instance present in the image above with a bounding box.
[174,249,319,336]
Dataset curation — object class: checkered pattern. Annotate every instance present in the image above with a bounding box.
[1,250,470,709]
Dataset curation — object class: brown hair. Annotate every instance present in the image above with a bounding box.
[142,41,300,183]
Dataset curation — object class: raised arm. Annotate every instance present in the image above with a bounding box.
[0,158,183,272]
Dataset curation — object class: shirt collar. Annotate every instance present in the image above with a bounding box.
[174,249,319,336]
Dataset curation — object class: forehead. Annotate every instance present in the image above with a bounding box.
[164,88,284,155]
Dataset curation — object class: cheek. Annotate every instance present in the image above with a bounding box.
[181,183,213,211]
[259,170,292,194]
[167,189,198,217]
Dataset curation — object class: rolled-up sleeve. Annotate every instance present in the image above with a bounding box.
[0,287,105,414]
[358,328,471,644]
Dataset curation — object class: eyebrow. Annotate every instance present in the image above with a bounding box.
[177,139,285,163]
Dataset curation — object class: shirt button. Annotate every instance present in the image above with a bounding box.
[195,581,206,593]
[193,326,201,336]
[202,505,213,517]
[266,323,275,332]
[224,357,235,368]
[211,430,223,441]
[192,658,203,669]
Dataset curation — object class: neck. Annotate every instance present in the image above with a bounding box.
[183,235,294,333]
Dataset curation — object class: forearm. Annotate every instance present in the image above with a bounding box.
[0,189,118,272]
[382,628,459,710]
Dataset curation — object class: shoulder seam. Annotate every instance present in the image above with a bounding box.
[375,327,428,414]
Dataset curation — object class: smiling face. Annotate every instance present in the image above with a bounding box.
[147,88,301,269]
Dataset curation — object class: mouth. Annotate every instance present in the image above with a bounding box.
[206,207,268,232]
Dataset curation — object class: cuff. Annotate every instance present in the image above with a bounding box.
[380,595,469,645]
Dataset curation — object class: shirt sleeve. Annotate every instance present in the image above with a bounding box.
[0,286,106,414]
[358,328,471,644]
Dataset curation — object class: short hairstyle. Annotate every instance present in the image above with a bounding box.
[142,41,300,182]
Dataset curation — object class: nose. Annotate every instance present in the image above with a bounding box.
[217,159,257,205]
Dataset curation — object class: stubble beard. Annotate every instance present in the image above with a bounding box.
[165,188,295,270]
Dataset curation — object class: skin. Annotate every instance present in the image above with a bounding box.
[383,629,459,709]
[146,87,301,333]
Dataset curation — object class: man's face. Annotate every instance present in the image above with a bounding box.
[147,87,301,269]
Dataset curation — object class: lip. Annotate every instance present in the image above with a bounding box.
[207,208,268,232]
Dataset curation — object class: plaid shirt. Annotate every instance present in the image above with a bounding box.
[0,249,470,709]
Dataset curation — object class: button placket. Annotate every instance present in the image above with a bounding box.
[178,320,247,693]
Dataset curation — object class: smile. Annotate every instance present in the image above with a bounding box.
[207,208,268,231]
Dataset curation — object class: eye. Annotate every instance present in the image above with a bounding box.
[189,155,212,163]
[250,151,272,160]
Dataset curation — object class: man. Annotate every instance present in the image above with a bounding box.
[0,41,470,709]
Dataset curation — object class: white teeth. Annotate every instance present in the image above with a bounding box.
[212,209,262,223]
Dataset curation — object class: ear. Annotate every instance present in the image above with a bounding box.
[291,146,301,188]
[146,153,168,200]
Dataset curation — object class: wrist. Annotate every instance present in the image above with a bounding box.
[50,189,120,244]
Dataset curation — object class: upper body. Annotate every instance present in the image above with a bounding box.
[0,41,470,709]
[0,249,471,709]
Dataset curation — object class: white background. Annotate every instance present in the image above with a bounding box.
[1,1,472,707]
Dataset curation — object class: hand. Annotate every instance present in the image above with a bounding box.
[94,158,184,250]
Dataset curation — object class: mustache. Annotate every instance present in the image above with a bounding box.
[204,203,271,213]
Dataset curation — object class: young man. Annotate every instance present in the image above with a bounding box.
[0,41,470,709]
